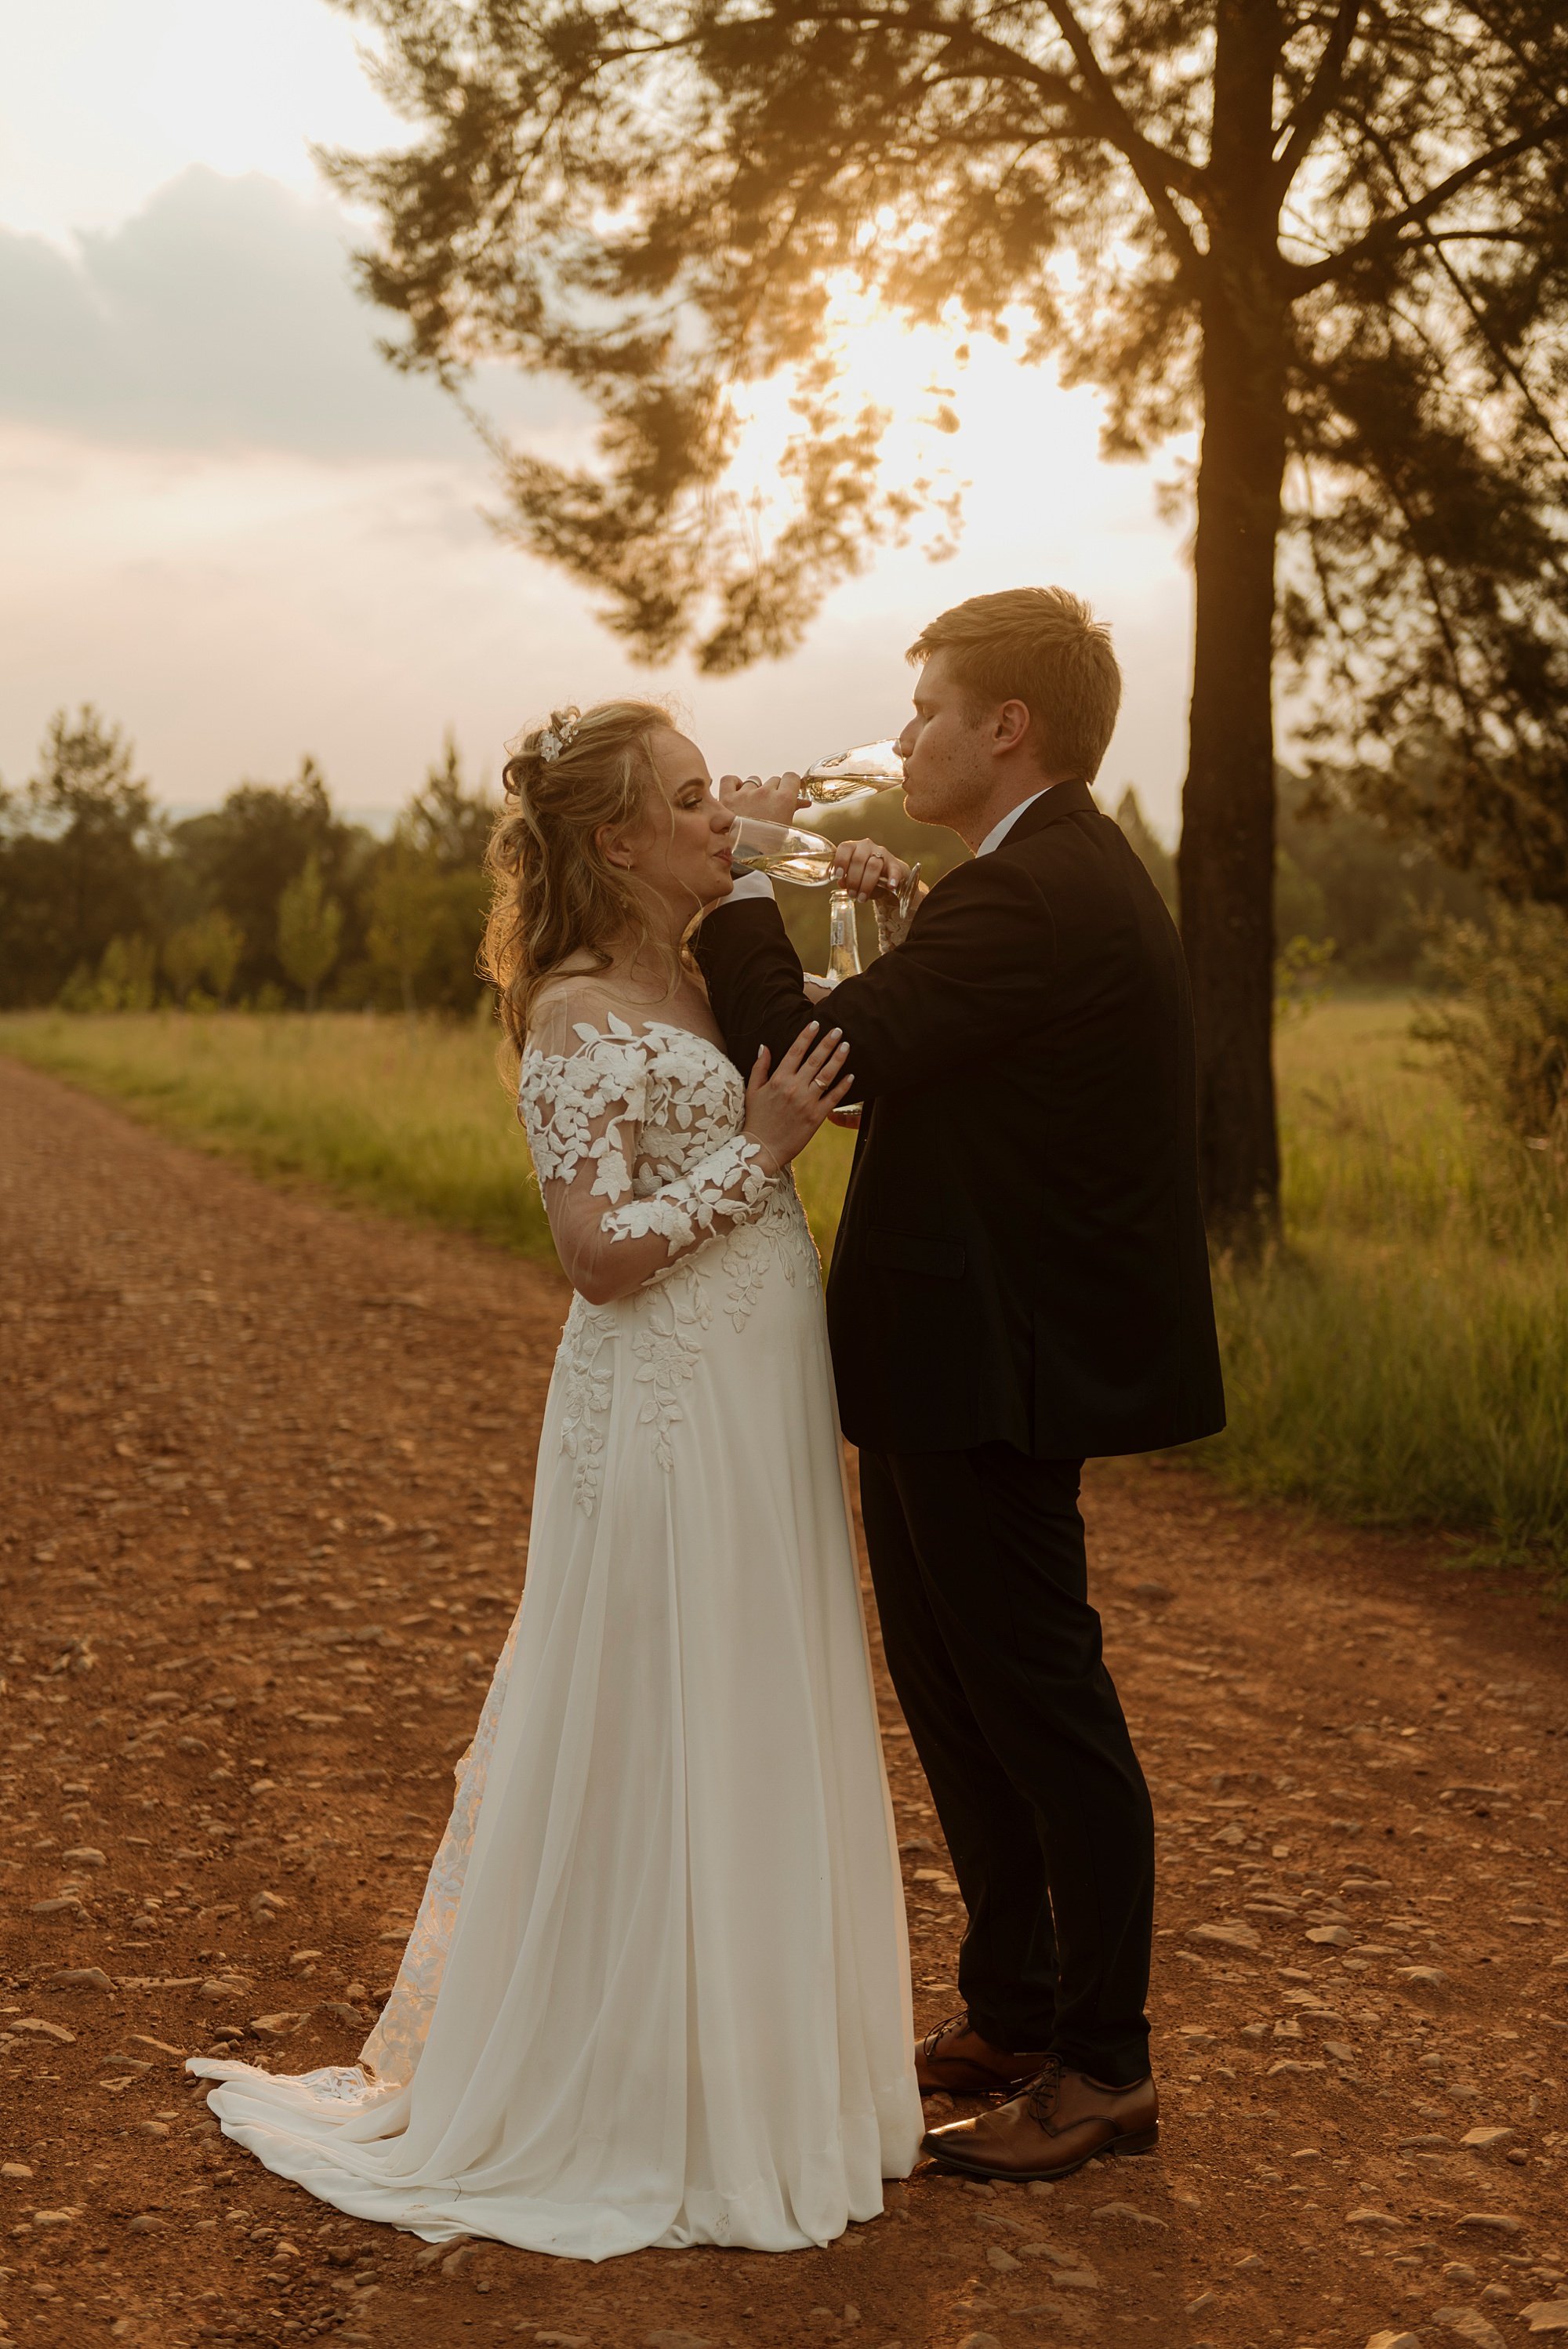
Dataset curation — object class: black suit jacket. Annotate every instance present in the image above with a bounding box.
[695,781,1225,1458]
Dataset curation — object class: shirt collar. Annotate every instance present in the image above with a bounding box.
[975,786,1054,858]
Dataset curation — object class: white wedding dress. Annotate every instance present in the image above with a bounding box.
[189,982,923,2259]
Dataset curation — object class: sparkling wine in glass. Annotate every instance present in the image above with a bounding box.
[730,817,922,922]
[800,738,906,807]
[728,816,840,886]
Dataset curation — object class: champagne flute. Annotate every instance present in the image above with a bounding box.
[728,816,839,886]
[800,738,906,807]
[728,816,921,921]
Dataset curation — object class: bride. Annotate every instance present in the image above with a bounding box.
[188,699,924,2258]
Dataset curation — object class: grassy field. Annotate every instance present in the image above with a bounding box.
[0,1010,557,1258]
[0,1006,858,1267]
[1210,995,1568,1569]
[2,997,1564,1568]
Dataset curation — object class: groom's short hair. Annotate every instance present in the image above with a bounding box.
[907,587,1122,781]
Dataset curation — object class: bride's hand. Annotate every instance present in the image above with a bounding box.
[717,771,808,828]
[742,1023,854,1171]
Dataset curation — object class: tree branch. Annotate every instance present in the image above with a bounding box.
[1334,103,1568,471]
[1272,0,1363,195]
[1289,112,1568,292]
[1408,228,1551,245]
[1031,0,1207,274]
[778,0,1208,252]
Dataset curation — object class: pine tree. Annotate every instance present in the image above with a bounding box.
[325,0,1568,1240]
[277,855,344,1011]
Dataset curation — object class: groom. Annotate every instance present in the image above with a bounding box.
[697,586,1224,2181]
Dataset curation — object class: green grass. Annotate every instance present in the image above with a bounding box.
[0,1009,557,1260]
[0,1007,857,1269]
[4,997,1565,1568]
[1208,995,1568,1569]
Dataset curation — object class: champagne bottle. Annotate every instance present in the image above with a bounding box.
[825,888,863,987]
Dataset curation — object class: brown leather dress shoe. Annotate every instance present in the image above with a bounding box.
[920,2055,1159,2180]
[915,2013,1053,2098]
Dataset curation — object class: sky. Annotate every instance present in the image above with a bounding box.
[0,0,1196,836]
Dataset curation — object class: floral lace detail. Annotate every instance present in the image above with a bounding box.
[721,1182,817,1333]
[521,1018,651,1201]
[632,1273,712,1470]
[290,2064,388,2107]
[557,1300,615,1516]
[517,1016,774,1266]
[360,1605,522,2088]
[515,1014,816,1501]
[604,1132,772,1249]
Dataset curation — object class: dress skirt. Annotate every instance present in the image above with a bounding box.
[190,1181,923,2258]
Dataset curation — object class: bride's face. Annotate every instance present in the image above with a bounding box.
[613,728,735,923]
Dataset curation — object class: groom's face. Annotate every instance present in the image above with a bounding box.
[895,651,993,832]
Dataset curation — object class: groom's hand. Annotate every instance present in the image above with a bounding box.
[833,837,913,903]
[717,771,808,826]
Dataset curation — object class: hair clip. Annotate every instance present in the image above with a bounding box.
[536,712,582,765]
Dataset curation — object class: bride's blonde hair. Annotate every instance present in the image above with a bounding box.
[481,699,676,1055]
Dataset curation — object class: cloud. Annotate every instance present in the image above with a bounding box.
[0,167,542,461]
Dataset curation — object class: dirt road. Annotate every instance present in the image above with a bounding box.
[2,1055,1566,2349]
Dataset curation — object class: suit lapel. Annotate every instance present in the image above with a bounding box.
[996,778,1094,851]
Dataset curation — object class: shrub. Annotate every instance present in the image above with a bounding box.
[1414,899,1568,1169]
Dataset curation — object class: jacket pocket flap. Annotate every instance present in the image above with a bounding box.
[866,1229,967,1279]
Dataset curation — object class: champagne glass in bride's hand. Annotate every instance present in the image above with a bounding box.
[727,815,839,888]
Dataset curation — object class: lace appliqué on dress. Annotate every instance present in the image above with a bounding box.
[632,1273,712,1471]
[518,1017,773,1269]
[360,1605,523,2089]
[557,1302,615,1516]
[518,1016,793,1504]
[720,1182,818,1334]
[604,1132,772,1250]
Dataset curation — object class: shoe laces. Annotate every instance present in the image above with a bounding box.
[920,2010,971,2064]
[1023,2054,1064,2124]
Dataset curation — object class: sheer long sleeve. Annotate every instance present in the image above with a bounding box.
[517,995,780,1305]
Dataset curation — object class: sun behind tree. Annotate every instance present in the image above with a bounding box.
[322,0,1568,1241]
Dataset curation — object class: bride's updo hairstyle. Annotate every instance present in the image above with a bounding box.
[482,699,676,1054]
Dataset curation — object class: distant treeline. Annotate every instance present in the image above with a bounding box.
[819,769,1486,986]
[0,705,1487,1015]
[1110,781,1486,980]
[0,708,494,1015]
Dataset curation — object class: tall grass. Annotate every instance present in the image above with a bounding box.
[4,997,1565,1565]
[0,1007,856,1268]
[1209,997,1568,1567]
[0,1010,556,1259]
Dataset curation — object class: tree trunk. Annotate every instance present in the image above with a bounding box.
[1179,296,1286,1247]
[1178,0,1289,1250]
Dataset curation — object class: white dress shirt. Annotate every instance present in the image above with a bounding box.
[975,786,1054,856]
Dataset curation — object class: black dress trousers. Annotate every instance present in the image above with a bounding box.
[857,1443,1156,2087]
